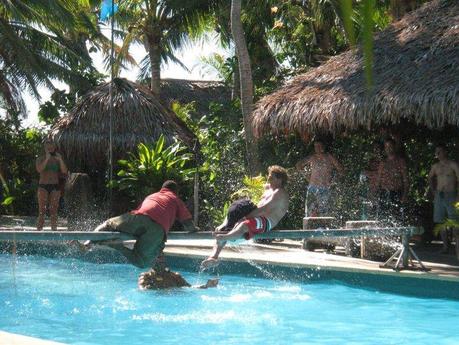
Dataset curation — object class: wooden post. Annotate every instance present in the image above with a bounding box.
[345,220,379,258]
[302,216,336,251]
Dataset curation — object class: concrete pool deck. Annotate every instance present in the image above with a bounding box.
[164,238,459,282]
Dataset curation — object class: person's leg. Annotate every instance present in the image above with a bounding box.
[37,188,49,230]
[435,194,449,252]
[201,240,227,268]
[48,190,61,231]
[215,222,249,241]
[109,215,164,268]
[128,224,164,268]
[317,187,330,216]
[305,186,318,217]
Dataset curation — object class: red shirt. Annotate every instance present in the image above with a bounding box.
[131,188,192,234]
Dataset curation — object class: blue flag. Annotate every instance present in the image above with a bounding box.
[100,0,118,21]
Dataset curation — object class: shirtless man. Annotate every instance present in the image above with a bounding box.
[428,145,459,255]
[295,140,343,216]
[201,165,289,268]
[375,139,409,225]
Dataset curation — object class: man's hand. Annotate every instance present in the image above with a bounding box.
[182,219,200,233]
[187,225,200,233]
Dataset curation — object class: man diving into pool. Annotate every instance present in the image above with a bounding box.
[201,165,289,268]
[88,180,199,268]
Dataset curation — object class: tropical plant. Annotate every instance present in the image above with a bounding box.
[0,120,44,214]
[231,175,266,204]
[111,0,216,95]
[433,203,459,236]
[112,135,194,204]
[0,0,99,121]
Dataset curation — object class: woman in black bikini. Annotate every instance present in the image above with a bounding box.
[36,139,67,230]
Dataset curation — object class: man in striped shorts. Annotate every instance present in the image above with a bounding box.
[201,166,289,268]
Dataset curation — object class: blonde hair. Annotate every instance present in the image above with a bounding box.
[268,165,288,187]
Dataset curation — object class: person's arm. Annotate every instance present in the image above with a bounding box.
[330,154,344,176]
[181,219,200,233]
[400,158,409,202]
[295,156,310,171]
[176,198,199,232]
[375,162,383,192]
[451,162,459,200]
[55,153,68,174]
[245,189,279,218]
[427,164,436,198]
[215,216,229,231]
[36,154,50,173]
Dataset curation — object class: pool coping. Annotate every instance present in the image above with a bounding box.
[164,239,459,282]
[0,331,65,345]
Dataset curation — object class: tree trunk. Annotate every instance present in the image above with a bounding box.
[148,35,161,96]
[231,59,240,101]
[230,0,261,176]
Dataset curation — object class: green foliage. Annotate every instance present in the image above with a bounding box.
[111,135,194,205]
[231,175,266,204]
[199,54,236,86]
[0,119,45,214]
[433,203,459,236]
[172,100,246,228]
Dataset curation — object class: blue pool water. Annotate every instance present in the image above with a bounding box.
[1,253,459,345]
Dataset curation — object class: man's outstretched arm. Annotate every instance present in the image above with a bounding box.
[182,219,200,233]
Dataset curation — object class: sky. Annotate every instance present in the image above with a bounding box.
[22,30,229,127]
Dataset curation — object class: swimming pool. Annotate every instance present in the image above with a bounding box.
[1,253,459,345]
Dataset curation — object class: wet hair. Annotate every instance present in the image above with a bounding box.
[162,180,178,193]
[268,165,288,187]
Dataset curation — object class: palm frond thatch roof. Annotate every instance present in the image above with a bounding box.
[50,78,197,170]
[252,0,459,139]
[160,78,231,115]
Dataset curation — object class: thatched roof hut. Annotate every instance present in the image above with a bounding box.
[50,78,197,171]
[160,79,231,115]
[252,0,459,140]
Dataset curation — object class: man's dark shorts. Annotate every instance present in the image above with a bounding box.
[105,213,165,267]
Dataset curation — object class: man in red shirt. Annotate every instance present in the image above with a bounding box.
[91,180,198,268]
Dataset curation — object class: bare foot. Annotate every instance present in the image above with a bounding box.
[201,257,219,269]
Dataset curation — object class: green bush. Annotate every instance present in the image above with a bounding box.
[111,135,194,207]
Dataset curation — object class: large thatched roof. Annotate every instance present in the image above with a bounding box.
[253,0,459,139]
[50,78,197,170]
[160,79,231,115]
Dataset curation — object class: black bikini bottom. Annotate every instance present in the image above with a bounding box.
[38,184,60,194]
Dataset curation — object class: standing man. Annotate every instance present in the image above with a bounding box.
[91,180,199,268]
[201,165,289,268]
[295,140,343,217]
[375,138,409,225]
[428,145,459,255]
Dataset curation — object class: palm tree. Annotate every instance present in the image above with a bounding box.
[0,0,96,120]
[230,0,260,175]
[112,0,216,96]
